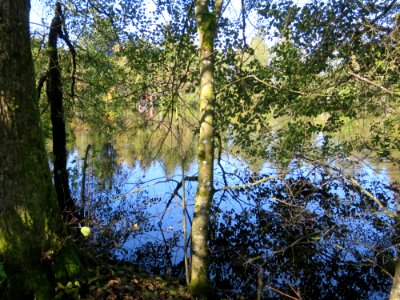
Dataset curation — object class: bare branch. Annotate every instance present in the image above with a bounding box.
[346,176,397,218]
[37,71,48,103]
[349,71,399,95]
[265,284,301,300]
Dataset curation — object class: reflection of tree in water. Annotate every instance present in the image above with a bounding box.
[132,232,181,275]
[73,161,155,259]
[72,109,198,176]
[115,114,197,175]
[90,141,120,191]
[209,171,395,299]
[81,161,394,299]
[70,118,197,263]
[70,120,398,298]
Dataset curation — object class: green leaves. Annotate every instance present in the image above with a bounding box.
[0,262,7,282]
[54,281,81,299]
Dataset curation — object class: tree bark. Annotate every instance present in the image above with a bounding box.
[390,261,400,300]
[46,2,76,221]
[189,0,222,298]
[0,1,84,298]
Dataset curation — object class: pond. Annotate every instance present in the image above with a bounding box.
[66,115,399,299]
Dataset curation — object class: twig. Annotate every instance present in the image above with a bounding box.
[159,175,198,222]
[265,284,300,300]
[300,157,398,219]
[349,71,398,95]
[215,174,282,192]
[30,21,50,28]
[347,176,397,218]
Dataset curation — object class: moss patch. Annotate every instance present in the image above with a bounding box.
[188,278,214,300]
[54,241,88,281]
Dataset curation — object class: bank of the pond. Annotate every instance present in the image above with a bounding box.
[55,259,190,299]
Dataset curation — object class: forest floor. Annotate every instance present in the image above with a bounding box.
[55,260,190,299]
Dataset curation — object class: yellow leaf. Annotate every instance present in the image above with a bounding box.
[80,226,91,237]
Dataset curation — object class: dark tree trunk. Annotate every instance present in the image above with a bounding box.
[46,2,76,221]
[0,1,85,298]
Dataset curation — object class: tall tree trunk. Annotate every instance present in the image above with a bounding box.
[0,1,84,298]
[46,2,76,221]
[189,0,222,298]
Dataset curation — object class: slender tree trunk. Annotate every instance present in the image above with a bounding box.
[390,190,400,300]
[390,262,400,300]
[189,0,222,298]
[0,1,85,298]
[46,2,76,221]
[389,184,400,300]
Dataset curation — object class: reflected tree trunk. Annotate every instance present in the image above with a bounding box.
[189,0,223,298]
[0,0,84,297]
[81,144,92,220]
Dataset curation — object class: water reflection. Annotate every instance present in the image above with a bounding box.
[67,118,398,299]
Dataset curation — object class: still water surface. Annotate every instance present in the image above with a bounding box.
[67,121,399,298]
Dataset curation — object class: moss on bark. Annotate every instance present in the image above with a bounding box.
[189,0,223,298]
[189,277,213,299]
[0,1,87,298]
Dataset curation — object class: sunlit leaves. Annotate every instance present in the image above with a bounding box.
[219,0,400,166]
